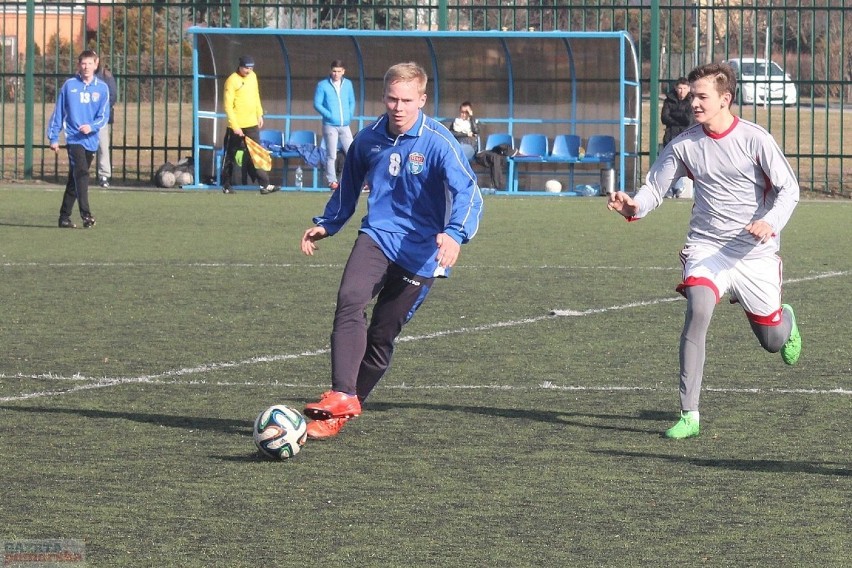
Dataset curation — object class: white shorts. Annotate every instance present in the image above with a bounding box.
[676,244,784,323]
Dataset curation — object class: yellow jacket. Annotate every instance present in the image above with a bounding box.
[224,70,264,129]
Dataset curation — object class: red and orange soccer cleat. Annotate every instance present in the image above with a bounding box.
[304,390,362,420]
[306,417,350,439]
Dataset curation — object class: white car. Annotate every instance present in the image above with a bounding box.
[723,57,798,106]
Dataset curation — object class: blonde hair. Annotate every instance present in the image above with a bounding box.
[384,62,428,96]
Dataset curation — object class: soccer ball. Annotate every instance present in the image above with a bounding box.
[253,404,308,459]
[175,171,193,187]
[157,170,176,188]
[544,179,562,193]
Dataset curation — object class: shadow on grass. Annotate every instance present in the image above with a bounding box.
[592,449,851,477]
[2,401,672,437]
[365,401,668,435]
[211,453,277,463]
[0,221,60,229]
[0,405,251,435]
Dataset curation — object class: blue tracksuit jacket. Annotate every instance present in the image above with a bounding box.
[313,111,484,278]
[313,77,356,127]
[46,75,111,152]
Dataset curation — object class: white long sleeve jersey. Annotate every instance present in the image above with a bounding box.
[633,116,799,259]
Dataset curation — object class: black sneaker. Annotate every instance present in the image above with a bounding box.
[259,184,279,195]
[58,218,77,229]
[98,176,110,188]
[82,216,96,228]
[222,187,234,194]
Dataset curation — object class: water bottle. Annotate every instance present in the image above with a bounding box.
[294,166,303,190]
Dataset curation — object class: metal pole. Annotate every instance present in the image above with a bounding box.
[650,0,660,164]
[693,3,699,69]
[231,0,240,28]
[706,0,714,63]
[24,0,35,178]
[764,25,770,108]
[439,0,448,31]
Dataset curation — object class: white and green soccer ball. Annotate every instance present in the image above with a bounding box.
[253,404,307,459]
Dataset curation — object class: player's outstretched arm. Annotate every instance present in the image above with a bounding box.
[301,226,328,256]
[607,191,639,218]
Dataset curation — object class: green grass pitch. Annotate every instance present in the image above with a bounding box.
[1,186,849,566]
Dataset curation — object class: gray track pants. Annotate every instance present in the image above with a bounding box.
[679,285,792,411]
[330,233,434,402]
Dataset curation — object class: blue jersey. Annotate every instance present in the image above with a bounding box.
[46,74,111,152]
[314,111,484,278]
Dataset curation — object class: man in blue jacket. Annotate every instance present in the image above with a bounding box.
[300,61,484,440]
[313,59,356,190]
[94,62,118,188]
[47,50,110,228]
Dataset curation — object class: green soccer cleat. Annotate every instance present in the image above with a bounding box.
[665,412,700,439]
[780,304,801,365]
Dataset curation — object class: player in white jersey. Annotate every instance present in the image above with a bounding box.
[608,62,802,439]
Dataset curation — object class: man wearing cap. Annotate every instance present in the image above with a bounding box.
[221,55,277,194]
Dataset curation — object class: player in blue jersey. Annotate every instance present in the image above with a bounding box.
[47,50,110,228]
[300,61,484,440]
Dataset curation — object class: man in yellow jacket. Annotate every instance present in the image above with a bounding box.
[221,55,277,194]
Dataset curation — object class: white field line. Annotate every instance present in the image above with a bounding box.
[3,378,849,403]
[2,261,682,271]
[1,269,849,402]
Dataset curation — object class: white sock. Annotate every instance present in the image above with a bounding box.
[683,410,700,422]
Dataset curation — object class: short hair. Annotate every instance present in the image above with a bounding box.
[688,63,736,99]
[330,59,345,69]
[384,62,427,96]
[78,50,98,63]
[675,77,689,87]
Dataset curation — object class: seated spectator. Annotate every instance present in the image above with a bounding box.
[449,101,480,160]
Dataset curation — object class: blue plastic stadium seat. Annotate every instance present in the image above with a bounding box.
[483,133,514,152]
[582,135,616,164]
[287,129,317,147]
[280,130,319,189]
[508,134,549,192]
[547,134,583,191]
[259,129,284,156]
[549,134,581,161]
[513,134,549,160]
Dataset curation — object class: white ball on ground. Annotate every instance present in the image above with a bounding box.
[157,170,176,188]
[175,171,193,187]
[253,404,308,459]
[544,179,562,193]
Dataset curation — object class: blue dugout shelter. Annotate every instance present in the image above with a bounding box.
[187,28,640,195]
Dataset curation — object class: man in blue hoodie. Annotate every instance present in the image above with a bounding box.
[47,50,110,228]
[300,62,484,440]
[313,59,356,190]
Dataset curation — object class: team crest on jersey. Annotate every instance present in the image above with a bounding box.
[92,92,101,102]
[408,152,425,175]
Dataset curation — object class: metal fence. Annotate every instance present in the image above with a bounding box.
[2,0,849,195]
